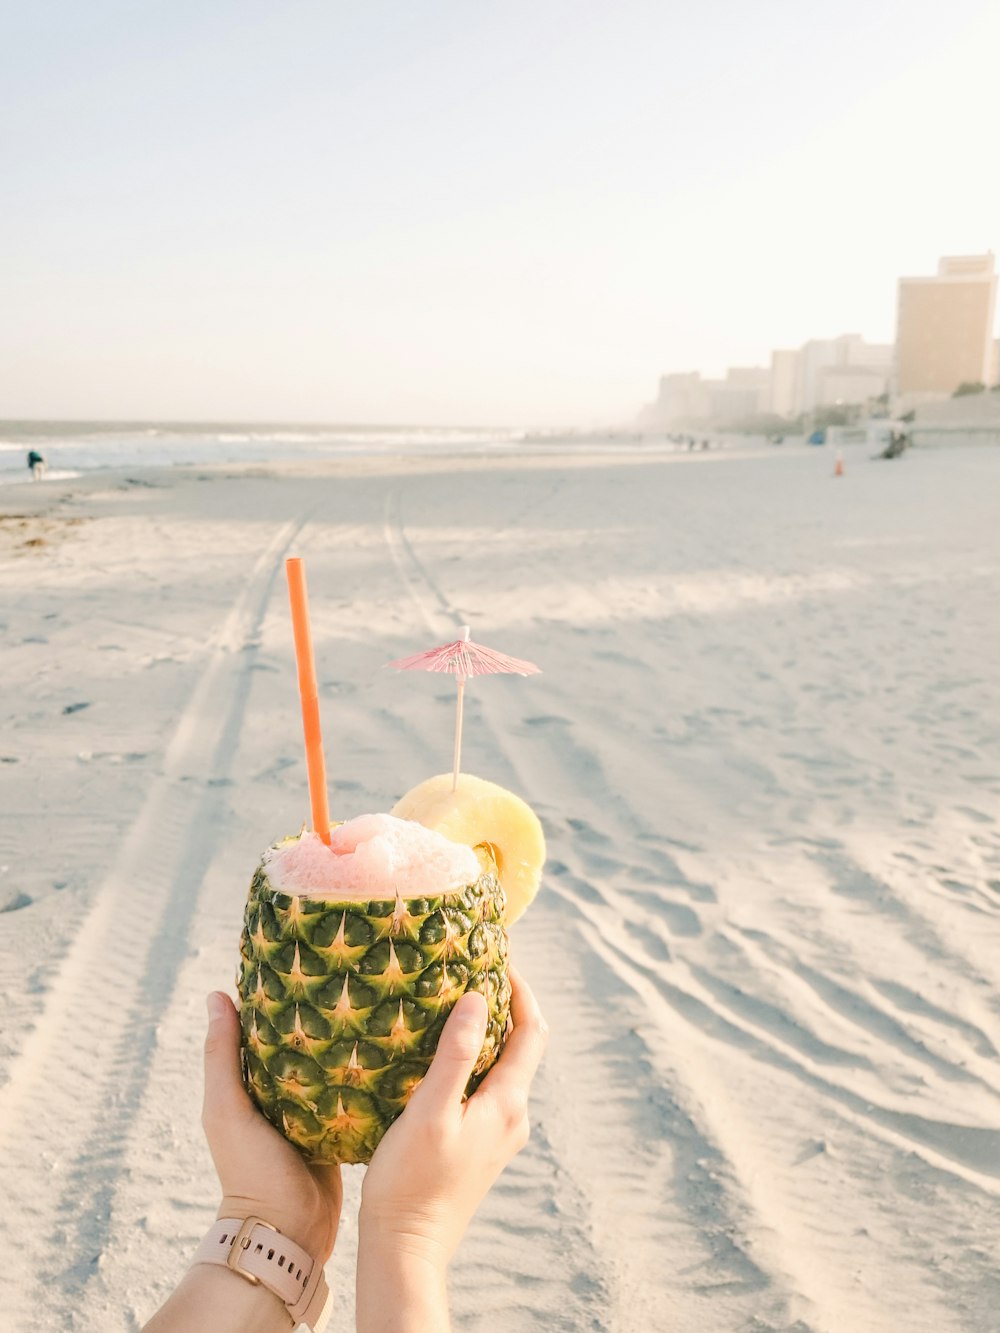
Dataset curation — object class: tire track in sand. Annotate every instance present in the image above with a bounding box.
[0,517,306,1329]
[380,484,636,1330]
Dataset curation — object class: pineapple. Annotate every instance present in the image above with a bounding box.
[238,776,543,1164]
[391,773,546,925]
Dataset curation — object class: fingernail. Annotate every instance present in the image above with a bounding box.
[454,991,488,1026]
[206,991,227,1022]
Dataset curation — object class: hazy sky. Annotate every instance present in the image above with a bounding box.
[2,0,998,426]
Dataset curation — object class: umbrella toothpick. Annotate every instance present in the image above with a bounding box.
[386,622,539,788]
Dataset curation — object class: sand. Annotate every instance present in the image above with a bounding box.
[1,442,999,1332]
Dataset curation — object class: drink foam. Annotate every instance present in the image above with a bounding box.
[263,812,481,899]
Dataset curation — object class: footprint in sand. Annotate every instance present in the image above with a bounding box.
[627,888,703,937]
[0,892,32,914]
[552,866,604,905]
[320,679,358,696]
[627,862,717,904]
[566,815,611,845]
[624,919,672,963]
[956,806,995,825]
[253,757,298,782]
[636,828,704,855]
[792,1139,828,1166]
[593,648,642,669]
[577,848,622,877]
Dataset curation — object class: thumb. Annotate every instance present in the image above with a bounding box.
[202,991,254,1132]
[413,990,489,1112]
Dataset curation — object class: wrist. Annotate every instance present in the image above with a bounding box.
[217,1196,330,1264]
[357,1207,450,1274]
[194,1214,332,1332]
[356,1223,449,1333]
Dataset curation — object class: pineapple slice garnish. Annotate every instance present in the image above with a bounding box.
[391,773,545,926]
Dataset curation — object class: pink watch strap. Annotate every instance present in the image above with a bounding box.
[193,1216,332,1330]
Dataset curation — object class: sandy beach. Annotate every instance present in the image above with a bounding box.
[1,441,999,1332]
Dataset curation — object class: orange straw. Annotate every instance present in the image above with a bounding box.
[285,557,331,845]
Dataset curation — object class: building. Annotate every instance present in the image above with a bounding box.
[644,372,710,425]
[640,329,893,429]
[768,349,799,418]
[796,334,893,414]
[895,254,998,409]
[708,367,771,419]
[640,367,771,427]
[815,366,888,408]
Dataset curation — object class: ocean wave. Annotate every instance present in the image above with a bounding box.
[0,468,81,487]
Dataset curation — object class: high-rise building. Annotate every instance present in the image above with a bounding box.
[895,254,998,407]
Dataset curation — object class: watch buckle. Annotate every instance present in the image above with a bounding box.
[225,1214,277,1285]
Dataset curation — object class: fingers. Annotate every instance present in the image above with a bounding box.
[410,989,489,1113]
[469,967,548,1116]
[202,991,254,1134]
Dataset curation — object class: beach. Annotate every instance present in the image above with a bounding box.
[1,440,999,1332]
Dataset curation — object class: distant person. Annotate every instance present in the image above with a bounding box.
[881,429,908,460]
[27,449,47,479]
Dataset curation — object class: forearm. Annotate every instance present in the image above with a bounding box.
[143,1263,293,1333]
[355,1223,450,1333]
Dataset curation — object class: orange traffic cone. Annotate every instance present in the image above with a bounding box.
[834,452,844,477]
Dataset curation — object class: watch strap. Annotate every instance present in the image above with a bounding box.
[193,1216,332,1330]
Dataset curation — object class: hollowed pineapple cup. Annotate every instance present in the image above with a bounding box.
[238,851,511,1164]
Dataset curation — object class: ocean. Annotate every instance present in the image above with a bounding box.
[0,420,534,485]
[0,420,703,485]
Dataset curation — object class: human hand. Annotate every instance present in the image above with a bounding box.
[359,966,548,1272]
[202,991,342,1263]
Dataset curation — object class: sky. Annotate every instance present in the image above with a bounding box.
[1,0,998,427]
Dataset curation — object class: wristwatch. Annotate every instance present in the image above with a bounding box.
[193,1215,333,1331]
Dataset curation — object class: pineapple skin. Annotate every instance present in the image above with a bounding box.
[237,855,511,1164]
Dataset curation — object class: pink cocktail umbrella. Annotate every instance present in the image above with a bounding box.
[388,627,540,790]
